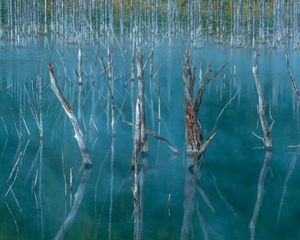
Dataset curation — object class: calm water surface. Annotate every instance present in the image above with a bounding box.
[0,40,300,240]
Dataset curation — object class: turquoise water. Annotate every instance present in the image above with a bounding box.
[1,40,300,240]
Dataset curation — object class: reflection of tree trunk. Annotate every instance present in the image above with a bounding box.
[38,139,44,240]
[108,137,115,240]
[277,156,297,222]
[54,167,92,240]
[249,151,272,240]
[180,165,196,240]
[181,163,210,240]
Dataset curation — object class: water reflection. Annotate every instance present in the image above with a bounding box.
[1,41,300,239]
[249,151,271,240]
[181,159,216,240]
[54,165,92,240]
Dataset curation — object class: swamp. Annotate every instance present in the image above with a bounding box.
[1,0,300,239]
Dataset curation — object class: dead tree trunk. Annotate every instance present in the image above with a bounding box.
[183,50,232,166]
[131,50,147,240]
[48,64,92,167]
[77,47,83,85]
[285,52,300,101]
[252,54,273,151]
[137,49,147,152]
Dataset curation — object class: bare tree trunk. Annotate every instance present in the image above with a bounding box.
[131,50,147,240]
[252,54,273,151]
[48,64,92,167]
[120,0,124,35]
[285,52,300,101]
[183,50,236,166]
[108,37,116,136]
[130,0,133,40]
[137,49,147,153]
[78,47,83,85]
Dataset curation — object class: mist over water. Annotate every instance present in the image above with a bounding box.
[1,1,300,240]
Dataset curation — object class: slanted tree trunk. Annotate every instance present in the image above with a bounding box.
[48,64,92,167]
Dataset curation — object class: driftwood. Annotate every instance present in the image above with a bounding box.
[48,64,92,167]
[252,54,273,151]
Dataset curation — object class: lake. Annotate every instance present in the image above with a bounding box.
[0,36,300,240]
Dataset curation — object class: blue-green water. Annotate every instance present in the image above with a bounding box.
[1,40,300,240]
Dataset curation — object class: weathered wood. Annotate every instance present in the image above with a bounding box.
[184,50,202,154]
[285,52,300,101]
[183,50,236,166]
[48,63,92,167]
[131,50,148,240]
[252,54,273,151]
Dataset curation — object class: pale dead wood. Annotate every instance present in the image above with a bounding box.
[48,63,92,167]
[252,54,273,151]
[131,50,148,240]
[77,47,83,85]
[285,52,300,101]
[146,129,180,155]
